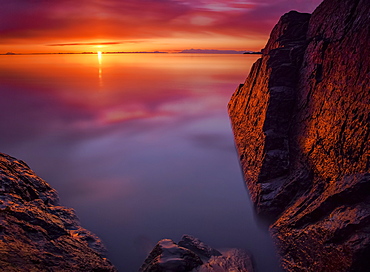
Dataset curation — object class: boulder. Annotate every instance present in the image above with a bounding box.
[139,238,203,272]
[140,235,254,272]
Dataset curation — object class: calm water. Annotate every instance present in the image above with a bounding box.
[0,53,281,272]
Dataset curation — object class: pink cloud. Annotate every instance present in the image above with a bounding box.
[0,0,323,49]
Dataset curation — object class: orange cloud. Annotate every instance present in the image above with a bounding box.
[48,41,123,46]
[0,0,323,53]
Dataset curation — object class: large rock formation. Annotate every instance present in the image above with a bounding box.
[228,0,370,271]
[0,153,116,271]
[229,10,312,216]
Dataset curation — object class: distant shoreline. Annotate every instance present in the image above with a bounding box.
[1,51,262,56]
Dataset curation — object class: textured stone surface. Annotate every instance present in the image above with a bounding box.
[178,234,222,261]
[228,0,370,271]
[140,235,254,272]
[139,238,203,272]
[228,10,311,215]
[0,153,116,271]
[196,249,254,272]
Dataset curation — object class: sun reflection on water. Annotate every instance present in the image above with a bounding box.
[97,51,103,87]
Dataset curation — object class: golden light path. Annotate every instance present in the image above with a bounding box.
[97,51,103,87]
[97,51,102,61]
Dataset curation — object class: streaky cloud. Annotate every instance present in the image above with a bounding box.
[48,41,123,46]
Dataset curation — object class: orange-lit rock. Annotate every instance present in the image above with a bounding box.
[229,0,370,271]
[229,10,312,215]
[0,153,116,271]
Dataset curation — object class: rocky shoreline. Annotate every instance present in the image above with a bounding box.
[228,0,370,271]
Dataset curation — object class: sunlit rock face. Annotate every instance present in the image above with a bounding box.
[0,153,116,271]
[228,0,370,271]
[140,235,254,272]
[229,11,312,216]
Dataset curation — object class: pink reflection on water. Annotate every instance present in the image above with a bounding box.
[1,53,256,132]
[0,53,282,272]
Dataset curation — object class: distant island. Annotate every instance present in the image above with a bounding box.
[0,51,168,55]
[179,49,261,54]
[102,51,167,54]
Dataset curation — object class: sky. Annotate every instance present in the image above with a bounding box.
[0,0,323,53]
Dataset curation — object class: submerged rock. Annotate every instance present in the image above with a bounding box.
[178,234,222,261]
[140,235,254,272]
[228,0,370,271]
[139,238,203,272]
[0,153,116,271]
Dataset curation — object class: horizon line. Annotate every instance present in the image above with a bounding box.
[1,49,262,56]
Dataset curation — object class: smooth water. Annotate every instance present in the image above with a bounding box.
[0,53,281,272]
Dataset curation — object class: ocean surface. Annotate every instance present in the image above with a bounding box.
[0,53,281,272]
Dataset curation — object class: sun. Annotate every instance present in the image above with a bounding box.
[97,51,103,65]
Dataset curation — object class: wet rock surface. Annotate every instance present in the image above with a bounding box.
[228,0,370,271]
[0,153,116,271]
[140,235,254,272]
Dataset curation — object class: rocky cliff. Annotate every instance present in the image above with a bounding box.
[0,153,116,271]
[228,0,370,271]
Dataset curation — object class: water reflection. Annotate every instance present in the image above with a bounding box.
[97,51,103,87]
[0,53,281,272]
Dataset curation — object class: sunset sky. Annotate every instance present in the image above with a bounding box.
[1,0,322,53]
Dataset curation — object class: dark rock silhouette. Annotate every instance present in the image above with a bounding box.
[228,0,370,271]
[0,153,116,271]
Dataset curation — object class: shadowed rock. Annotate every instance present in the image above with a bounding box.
[0,153,117,271]
[140,235,254,272]
[228,0,370,271]
[139,238,203,272]
[178,234,222,261]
